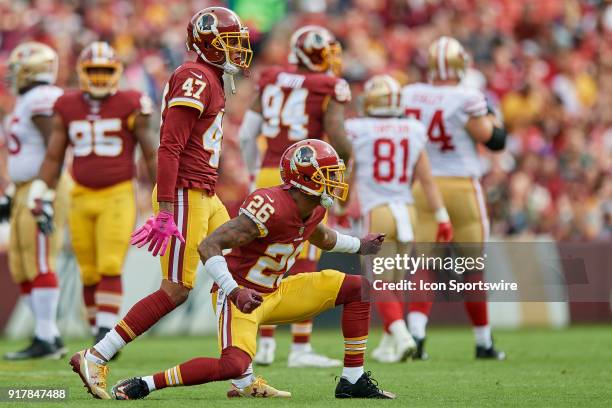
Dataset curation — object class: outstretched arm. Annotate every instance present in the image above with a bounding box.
[309,223,385,255]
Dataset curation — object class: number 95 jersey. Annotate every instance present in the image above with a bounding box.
[226,185,326,293]
[258,66,351,168]
[400,82,488,178]
[54,89,153,188]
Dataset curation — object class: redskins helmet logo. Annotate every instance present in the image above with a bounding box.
[304,32,325,51]
[293,145,316,167]
[194,13,217,39]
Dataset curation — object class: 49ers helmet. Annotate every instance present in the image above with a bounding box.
[280,139,348,209]
[186,7,252,75]
[77,41,123,98]
[288,25,342,76]
[8,42,58,93]
[363,74,402,117]
[427,36,469,82]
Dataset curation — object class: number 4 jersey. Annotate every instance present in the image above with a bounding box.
[54,89,152,188]
[257,66,351,168]
[346,117,427,215]
[400,83,488,178]
[225,185,326,293]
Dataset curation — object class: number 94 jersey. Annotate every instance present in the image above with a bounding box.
[225,185,326,293]
[400,83,488,178]
[258,66,351,168]
[54,89,152,188]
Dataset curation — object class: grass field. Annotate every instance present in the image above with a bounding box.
[1,326,611,407]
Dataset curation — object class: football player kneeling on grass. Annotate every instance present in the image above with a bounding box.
[111,139,395,400]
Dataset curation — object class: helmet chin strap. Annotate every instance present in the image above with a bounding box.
[191,43,239,93]
[320,192,334,209]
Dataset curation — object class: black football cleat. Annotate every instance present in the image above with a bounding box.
[95,327,120,361]
[412,337,429,361]
[476,343,506,360]
[55,337,68,358]
[335,372,396,399]
[4,337,60,360]
[112,377,150,400]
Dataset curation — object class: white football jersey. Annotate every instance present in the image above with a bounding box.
[6,85,63,183]
[347,117,427,215]
[400,83,487,177]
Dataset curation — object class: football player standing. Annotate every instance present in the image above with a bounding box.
[111,140,395,400]
[69,7,258,399]
[2,42,68,360]
[400,37,507,360]
[238,25,352,368]
[347,74,452,362]
[28,41,157,348]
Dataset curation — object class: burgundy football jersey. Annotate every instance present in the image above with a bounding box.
[54,89,152,189]
[258,66,351,168]
[225,185,326,293]
[157,61,226,201]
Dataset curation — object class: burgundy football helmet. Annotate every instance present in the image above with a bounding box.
[280,139,348,208]
[186,7,252,75]
[288,25,342,75]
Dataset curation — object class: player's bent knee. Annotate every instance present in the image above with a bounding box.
[219,346,251,380]
[160,280,190,306]
[335,274,365,305]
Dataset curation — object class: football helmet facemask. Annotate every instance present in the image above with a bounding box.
[77,41,123,98]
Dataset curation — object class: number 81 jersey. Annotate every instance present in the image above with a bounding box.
[225,185,326,293]
[258,66,351,168]
[400,82,488,178]
[54,89,152,188]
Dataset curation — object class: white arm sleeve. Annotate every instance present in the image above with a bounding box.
[238,110,264,177]
[204,255,238,294]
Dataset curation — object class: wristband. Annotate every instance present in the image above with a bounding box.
[435,207,450,223]
[330,231,361,253]
[204,255,238,294]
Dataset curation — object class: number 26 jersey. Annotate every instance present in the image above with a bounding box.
[400,83,488,178]
[225,185,326,293]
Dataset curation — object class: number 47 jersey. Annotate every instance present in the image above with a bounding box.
[400,82,488,178]
[257,66,351,168]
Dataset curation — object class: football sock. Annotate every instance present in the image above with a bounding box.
[291,320,312,352]
[83,284,97,333]
[407,311,428,339]
[231,363,254,389]
[473,325,493,349]
[375,301,403,333]
[95,276,122,330]
[114,289,175,343]
[259,325,276,338]
[465,301,489,327]
[152,346,250,389]
[20,281,33,312]
[142,375,156,392]
[341,366,365,384]
[93,329,125,362]
[31,273,60,343]
[336,275,370,369]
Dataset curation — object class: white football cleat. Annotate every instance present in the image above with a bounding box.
[389,320,416,362]
[288,347,342,368]
[254,338,276,366]
[371,332,396,363]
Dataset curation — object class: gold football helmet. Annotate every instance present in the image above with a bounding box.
[427,36,469,82]
[77,41,123,98]
[363,74,402,117]
[8,42,58,93]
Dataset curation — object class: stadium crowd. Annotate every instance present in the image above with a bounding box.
[1,0,610,241]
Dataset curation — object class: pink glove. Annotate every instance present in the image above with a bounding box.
[130,211,185,256]
[358,233,386,255]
